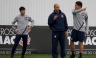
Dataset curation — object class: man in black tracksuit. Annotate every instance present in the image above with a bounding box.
[48,4,68,58]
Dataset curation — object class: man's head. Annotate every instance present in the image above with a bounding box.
[75,1,83,10]
[54,4,60,13]
[19,6,25,15]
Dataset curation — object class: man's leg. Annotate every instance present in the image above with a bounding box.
[79,42,84,57]
[70,41,75,56]
[21,35,28,58]
[59,32,66,58]
[78,31,85,58]
[70,29,78,58]
[11,35,22,58]
[52,31,59,58]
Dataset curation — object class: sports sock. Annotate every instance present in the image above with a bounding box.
[72,51,75,56]
[79,53,82,56]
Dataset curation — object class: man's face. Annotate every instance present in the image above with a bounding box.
[54,4,60,12]
[20,10,25,15]
[75,4,81,10]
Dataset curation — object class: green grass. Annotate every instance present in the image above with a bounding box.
[0,54,96,58]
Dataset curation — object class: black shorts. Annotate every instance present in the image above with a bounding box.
[71,29,85,42]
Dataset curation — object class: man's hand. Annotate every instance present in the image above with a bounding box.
[81,8,86,11]
[13,29,18,34]
[53,15,58,20]
[64,31,68,36]
[27,26,31,33]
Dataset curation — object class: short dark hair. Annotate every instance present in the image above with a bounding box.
[54,4,56,7]
[19,6,25,11]
[76,1,83,7]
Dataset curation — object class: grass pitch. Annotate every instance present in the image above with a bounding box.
[0,54,95,58]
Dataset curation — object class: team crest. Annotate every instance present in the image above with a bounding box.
[81,13,85,16]
[24,17,27,20]
[61,15,63,18]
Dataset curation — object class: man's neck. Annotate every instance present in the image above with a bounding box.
[20,14,25,16]
[55,11,59,13]
[76,8,81,10]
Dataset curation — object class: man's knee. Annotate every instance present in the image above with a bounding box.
[23,42,27,47]
[14,42,19,46]
[70,41,74,45]
[79,42,83,45]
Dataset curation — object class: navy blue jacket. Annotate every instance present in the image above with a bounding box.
[48,10,68,32]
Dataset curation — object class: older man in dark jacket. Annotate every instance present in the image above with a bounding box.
[48,4,68,58]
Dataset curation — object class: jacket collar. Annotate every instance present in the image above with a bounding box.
[54,10,62,14]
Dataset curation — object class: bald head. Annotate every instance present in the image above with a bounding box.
[54,4,60,13]
[54,4,60,7]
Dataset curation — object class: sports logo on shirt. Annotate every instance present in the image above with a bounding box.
[24,17,28,20]
[81,13,85,16]
[61,15,63,18]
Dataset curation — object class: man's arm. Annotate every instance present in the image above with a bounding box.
[64,13,68,36]
[27,17,34,33]
[72,8,86,15]
[48,14,56,26]
[72,9,82,14]
[64,14,68,31]
[29,17,34,27]
[12,17,18,30]
[85,13,89,34]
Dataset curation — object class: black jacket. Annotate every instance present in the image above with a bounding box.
[48,10,68,31]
